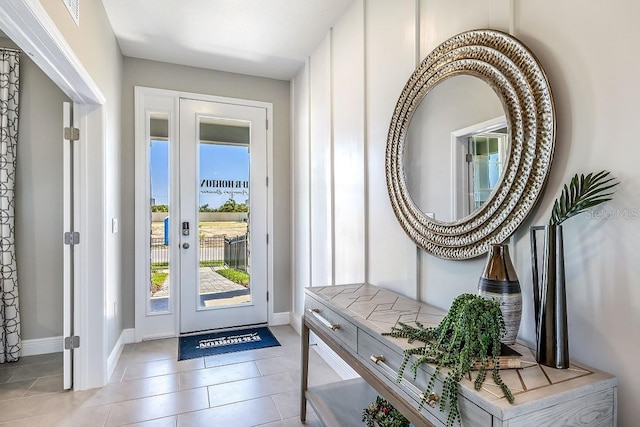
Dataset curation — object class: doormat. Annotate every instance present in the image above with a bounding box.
[178,327,280,361]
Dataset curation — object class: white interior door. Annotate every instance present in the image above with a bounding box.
[179,99,268,333]
[62,101,79,389]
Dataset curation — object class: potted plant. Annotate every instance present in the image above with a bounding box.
[384,293,514,427]
[362,396,410,427]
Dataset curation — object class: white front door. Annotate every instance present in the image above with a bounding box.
[178,99,268,333]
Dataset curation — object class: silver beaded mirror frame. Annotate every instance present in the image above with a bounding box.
[386,29,555,260]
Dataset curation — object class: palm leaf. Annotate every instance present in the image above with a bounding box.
[549,170,619,225]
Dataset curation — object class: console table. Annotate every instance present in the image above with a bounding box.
[300,284,617,427]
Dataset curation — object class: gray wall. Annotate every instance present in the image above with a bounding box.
[40,0,124,357]
[0,36,70,340]
[121,57,292,328]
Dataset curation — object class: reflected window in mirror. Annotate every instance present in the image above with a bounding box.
[451,116,507,221]
[467,128,508,213]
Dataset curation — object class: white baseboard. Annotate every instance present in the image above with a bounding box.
[289,312,302,335]
[269,311,290,326]
[122,328,136,344]
[283,312,357,380]
[21,336,63,356]
[312,338,359,380]
[107,328,135,381]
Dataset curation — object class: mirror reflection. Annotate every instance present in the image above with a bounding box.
[404,75,507,222]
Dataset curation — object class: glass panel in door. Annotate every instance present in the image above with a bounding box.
[179,99,268,333]
[149,113,171,314]
[197,126,251,309]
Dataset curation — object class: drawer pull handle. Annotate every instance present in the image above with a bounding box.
[308,308,341,331]
[370,355,385,364]
[369,355,423,401]
[425,392,439,408]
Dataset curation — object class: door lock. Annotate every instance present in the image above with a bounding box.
[182,221,190,236]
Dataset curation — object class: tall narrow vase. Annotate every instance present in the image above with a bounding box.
[478,244,522,345]
[530,225,569,369]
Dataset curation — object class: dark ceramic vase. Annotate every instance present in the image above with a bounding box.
[478,243,522,345]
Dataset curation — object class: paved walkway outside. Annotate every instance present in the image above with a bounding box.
[199,266,247,295]
[150,267,249,312]
[152,267,246,298]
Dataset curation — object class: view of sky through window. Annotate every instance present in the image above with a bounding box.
[150,140,250,208]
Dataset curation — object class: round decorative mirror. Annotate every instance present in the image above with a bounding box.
[386,29,555,259]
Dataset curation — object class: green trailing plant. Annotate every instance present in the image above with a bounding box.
[383,294,514,427]
[362,396,410,427]
[549,170,619,225]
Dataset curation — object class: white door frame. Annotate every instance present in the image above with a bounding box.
[0,0,107,390]
[134,86,275,341]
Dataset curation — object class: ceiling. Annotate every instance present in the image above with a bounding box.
[102,0,354,81]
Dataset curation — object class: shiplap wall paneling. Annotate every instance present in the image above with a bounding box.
[365,0,419,297]
[309,33,334,286]
[291,62,311,315]
[332,0,366,285]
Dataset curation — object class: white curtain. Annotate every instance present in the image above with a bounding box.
[0,49,20,363]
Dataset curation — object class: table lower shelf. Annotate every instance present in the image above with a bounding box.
[306,378,379,427]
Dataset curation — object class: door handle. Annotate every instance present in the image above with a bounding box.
[182,243,190,249]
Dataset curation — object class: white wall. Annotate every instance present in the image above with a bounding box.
[291,0,640,424]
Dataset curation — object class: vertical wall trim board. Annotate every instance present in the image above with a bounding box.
[413,0,421,300]
[307,57,313,287]
[290,79,297,313]
[509,0,516,35]
[362,0,370,285]
[415,0,422,301]
[415,0,421,67]
[329,28,336,286]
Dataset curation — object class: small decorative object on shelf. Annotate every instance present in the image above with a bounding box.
[478,243,522,345]
[530,170,618,369]
[384,294,514,427]
[362,396,410,427]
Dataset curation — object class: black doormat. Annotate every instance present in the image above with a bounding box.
[178,327,280,361]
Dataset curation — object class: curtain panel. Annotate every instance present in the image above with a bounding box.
[0,49,20,363]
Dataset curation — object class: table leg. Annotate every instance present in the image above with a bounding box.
[300,317,310,422]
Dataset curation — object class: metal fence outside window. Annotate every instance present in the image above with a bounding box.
[224,235,248,272]
[151,235,247,270]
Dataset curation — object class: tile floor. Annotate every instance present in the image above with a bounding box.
[0,325,341,426]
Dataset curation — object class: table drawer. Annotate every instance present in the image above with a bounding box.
[358,329,491,427]
[305,295,357,352]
